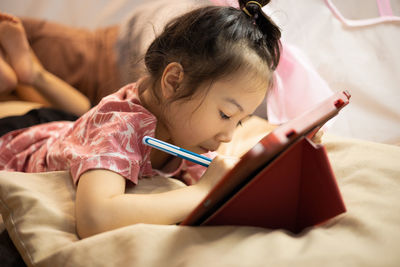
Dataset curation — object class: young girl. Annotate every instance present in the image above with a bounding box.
[0,0,281,238]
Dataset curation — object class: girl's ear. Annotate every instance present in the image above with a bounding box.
[160,62,184,99]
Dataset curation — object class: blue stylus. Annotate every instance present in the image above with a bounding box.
[142,136,212,167]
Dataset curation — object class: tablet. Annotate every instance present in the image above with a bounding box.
[181,90,351,226]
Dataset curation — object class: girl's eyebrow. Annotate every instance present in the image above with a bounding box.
[224,97,243,112]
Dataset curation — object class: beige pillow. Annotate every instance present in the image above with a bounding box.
[0,170,185,266]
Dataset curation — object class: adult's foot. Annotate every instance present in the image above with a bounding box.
[0,13,33,93]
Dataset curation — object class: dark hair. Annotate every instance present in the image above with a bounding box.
[144,0,281,102]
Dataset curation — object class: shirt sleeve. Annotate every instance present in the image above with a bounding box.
[66,108,155,184]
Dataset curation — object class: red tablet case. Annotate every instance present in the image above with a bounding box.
[181,91,350,233]
[201,137,346,233]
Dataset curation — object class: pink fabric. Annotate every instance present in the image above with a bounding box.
[377,0,394,16]
[0,83,210,185]
[267,45,333,125]
[325,0,400,27]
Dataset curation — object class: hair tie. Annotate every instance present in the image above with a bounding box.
[242,1,263,18]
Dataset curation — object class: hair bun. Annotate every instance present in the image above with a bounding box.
[238,0,271,10]
[237,0,281,70]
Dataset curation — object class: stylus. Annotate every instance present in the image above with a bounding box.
[142,136,212,167]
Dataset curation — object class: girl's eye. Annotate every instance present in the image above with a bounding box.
[219,111,230,120]
[220,111,243,127]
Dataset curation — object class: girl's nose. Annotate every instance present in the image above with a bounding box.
[216,128,234,143]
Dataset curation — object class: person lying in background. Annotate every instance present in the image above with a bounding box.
[0,12,92,135]
[0,13,91,116]
[0,0,209,112]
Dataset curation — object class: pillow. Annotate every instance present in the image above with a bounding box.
[0,171,185,266]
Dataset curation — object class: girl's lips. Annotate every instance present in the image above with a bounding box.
[199,146,211,153]
[200,145,218,152]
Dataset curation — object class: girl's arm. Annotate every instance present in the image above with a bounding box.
[75,156,236,238]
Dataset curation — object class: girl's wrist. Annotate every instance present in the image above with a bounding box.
[193,175,215,196]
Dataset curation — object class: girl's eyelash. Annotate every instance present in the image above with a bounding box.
[220,110,243,127]
[219,110,230,120]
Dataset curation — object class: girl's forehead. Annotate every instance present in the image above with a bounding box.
[188,51,271,101]
[213,69,269,93]
[204,73,268,107]
[223,55,271,92]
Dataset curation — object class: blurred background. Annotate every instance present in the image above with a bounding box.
[1,0,399,144]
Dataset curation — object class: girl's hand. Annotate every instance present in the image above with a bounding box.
[311,130,324,144]
[195,155,239,192]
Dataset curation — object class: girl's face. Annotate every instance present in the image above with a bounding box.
[163,71,268,154]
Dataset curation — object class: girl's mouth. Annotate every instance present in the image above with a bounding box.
[199,146,210,153]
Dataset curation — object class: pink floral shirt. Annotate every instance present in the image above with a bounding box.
[0,83,211,185]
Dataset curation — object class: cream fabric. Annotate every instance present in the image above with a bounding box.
[1,131,400,267]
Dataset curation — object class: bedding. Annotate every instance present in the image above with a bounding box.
[1,124,400,266]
